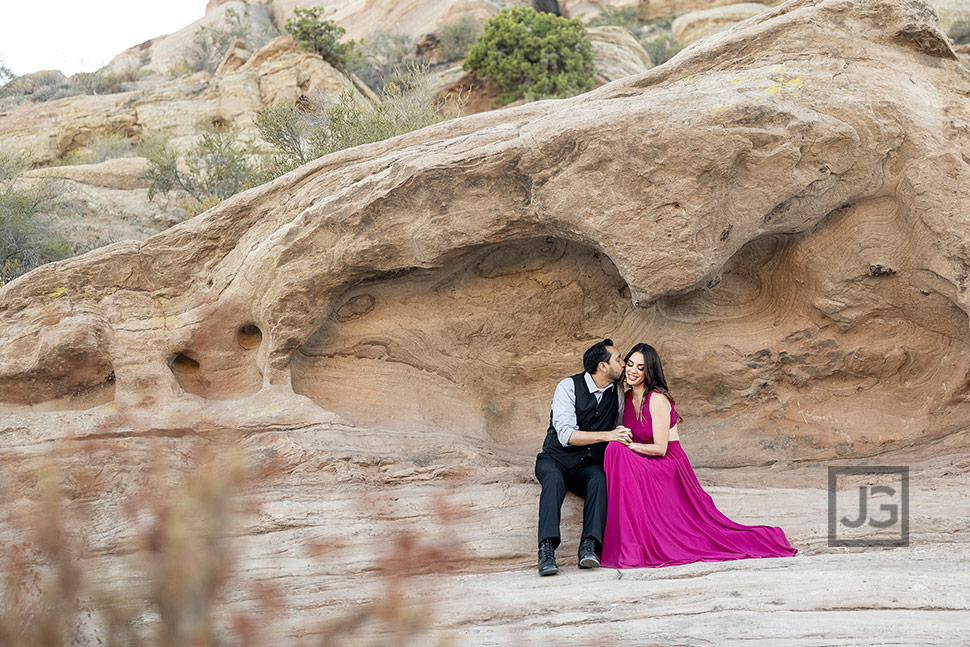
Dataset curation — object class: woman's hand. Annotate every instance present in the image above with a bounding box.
[611,426,633,446]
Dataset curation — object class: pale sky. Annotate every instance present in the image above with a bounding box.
[0,1,208,77]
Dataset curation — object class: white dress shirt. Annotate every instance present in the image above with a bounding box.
[550,372,616,447]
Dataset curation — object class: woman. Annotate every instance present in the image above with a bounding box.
[600,343,797,569]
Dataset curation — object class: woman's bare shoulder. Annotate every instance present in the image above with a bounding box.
[648,390,672,411]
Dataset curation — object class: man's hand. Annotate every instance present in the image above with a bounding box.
[567,427,633,447]
[610,426,633,445]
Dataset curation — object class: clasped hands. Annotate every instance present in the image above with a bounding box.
[609,425,633,446]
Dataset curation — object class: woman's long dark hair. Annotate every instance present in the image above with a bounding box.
[624,343,681,423]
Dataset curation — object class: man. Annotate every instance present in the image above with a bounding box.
[534,339,631,576]
[532,0,562,16]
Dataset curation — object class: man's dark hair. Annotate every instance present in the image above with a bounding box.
[583,338,614,375]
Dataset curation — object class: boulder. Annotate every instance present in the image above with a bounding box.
[587,25,654,84]
[24,157,150,191]
[673,2,773,45]
[638,0,783,21]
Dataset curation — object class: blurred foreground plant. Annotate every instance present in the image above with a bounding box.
[0,437,468,646]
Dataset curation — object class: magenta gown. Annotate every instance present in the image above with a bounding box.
[601,390,797,569]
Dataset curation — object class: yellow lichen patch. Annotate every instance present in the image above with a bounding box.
[676,75,694,86]
[764,65,804,98]
[731,77,742,84]
[151,295,170,331]
[711,103,734,126]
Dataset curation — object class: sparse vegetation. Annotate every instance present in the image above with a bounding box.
[141,126,260,217]
[0,64,141,110]
[178,3,278,75]
[463,6,595,104]
[348,31,413,93]
[0,151,72,286]
[587,6,641,32]
[284,7,359,71]
[0,57,13,85]
[439,16,484,62]
[73,67,131,95]
[256,65,458,176]
[641,30,683,66]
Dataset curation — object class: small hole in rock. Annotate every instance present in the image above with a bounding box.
[237,324,262,350]
[172,353,201,373]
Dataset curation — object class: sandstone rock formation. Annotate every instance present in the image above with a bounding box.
[3,0,970,643]
[638,0,784,21]
[3,0,970,462]
[673,2,774,44]
[587,25,655,83]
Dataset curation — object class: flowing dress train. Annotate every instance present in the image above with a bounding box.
[601,390,797,569]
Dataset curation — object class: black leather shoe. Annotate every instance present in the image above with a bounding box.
[538,539,559,576]
[578,537,601,569]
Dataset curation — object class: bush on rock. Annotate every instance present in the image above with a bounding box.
[463,6,594,104]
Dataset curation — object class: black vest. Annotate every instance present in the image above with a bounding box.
[539,373,619,468]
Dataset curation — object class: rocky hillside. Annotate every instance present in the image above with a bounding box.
[0,1,669,261]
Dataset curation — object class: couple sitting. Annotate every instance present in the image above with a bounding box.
[535,339,797,575]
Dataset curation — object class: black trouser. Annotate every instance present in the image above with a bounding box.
[535,454,607,549]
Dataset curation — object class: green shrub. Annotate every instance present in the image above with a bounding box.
[0,151,72,286]
[587,6,641,32]
[950,14,970,45]
[284,7,358,71]
[439,16,483,62]
[254,100,320,175]
[140,126,260,217]
[256,65,458,175]
[463,6,594,104]
[347,31,413,93]
[640,31,683,66]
